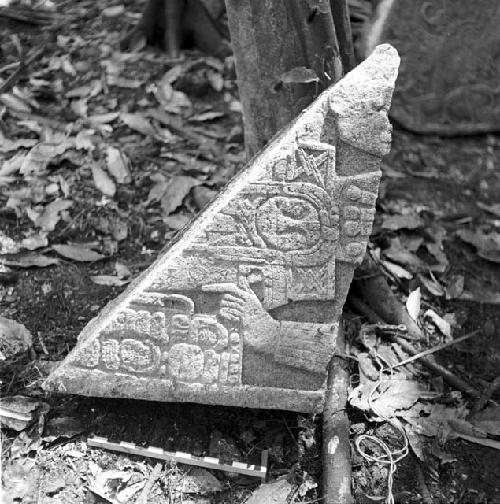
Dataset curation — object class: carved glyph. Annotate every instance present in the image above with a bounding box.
[45,45,399,413]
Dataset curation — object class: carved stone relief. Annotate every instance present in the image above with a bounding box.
[44,45,399,413]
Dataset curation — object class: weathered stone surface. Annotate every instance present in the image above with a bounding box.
[44,45,399,413]
[366,0,500,134]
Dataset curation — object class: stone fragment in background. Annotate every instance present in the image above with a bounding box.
[44,45,399,413]
[365,0,500,134]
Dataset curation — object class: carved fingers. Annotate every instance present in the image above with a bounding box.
[203,281,260,305]
[219,293,245,322]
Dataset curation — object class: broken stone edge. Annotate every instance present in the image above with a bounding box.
[44,44,399,413]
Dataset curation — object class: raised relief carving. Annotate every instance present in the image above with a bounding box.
[46,45,399,412]
[74,293,242,386]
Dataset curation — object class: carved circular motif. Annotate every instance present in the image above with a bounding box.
[255,196,321,251]
[119,339,158,372]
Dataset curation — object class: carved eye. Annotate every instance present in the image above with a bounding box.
[255,196,321,251]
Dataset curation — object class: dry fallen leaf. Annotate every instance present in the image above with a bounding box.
[106,146,131,184]
[0,93,32,113]
[419,274,445,297]
[192,185,218,210]
[20,141,72,176]
[33,199,72,232]
[52,244,105,262]
[90,275,129,287]
[369,378,433,419]
[88,112,119,125]
[89,470,134,503]
[102,4,125,17]
[0,396,47,431]
[382,213,424,231]
[0,152,26,186]
[189,111,225,122]
[180,468,223,494]
[1,252,59,268]
[163,213,191,230]
[0,232,19,254]
[161,175,200,216]
[91,163,116,197]
[21,233,49,251]
[424,309,452,340]
[406,287,421,322]
[380,259,413,280]
[156,75,192,114]
[0,317,33,360]
[115,262,131,279]
[384,236,424,269]
[120,112,158,137]
[457,229,500,263]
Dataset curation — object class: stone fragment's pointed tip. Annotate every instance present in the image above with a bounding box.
[370,43,400,83]
[373,43,400,60]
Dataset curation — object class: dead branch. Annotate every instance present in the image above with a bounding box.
[393,330,480,369]
[323,326,353,504]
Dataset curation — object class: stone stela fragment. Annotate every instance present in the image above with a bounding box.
[366,0,500,134]
[44,45,399,413]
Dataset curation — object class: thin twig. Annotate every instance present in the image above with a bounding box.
[393,330,480,368]
[0,45,45,95]
[0,62,20,74]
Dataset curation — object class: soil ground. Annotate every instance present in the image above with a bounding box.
[1,1,500,503]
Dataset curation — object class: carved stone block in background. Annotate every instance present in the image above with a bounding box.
[366,0,500,134]
[44,45,399,413]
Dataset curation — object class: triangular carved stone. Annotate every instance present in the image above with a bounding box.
[45,45,399,413]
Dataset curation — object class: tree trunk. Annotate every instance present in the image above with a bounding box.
[225,0,343,158]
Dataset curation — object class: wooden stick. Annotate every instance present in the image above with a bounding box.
[330,0,356,72]
[88,436,268,480]
[322,324,353,504]
[393,330,479,368]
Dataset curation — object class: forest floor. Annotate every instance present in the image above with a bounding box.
[1,1,500,503]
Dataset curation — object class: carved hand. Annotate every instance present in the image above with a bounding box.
[202,278,279,352]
